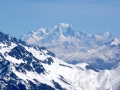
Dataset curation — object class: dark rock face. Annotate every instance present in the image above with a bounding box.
[47,51,55,57]
[0,47,56,90]
[8,45,46,74]
[38,47,55,57]
[0,32,18,46]
[28,80,55,90]
[0,31,61,90]
[8,45,33,60]
[59,64,72,69]
[53,80,66,90]
[0,52,50,90]
[42,57,54,65]
[85,65,99,72]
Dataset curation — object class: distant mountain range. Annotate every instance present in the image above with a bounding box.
[21,23,120,70]
[0,31,120,90]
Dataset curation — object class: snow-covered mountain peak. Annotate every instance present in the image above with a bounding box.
[0,31,18,46]
[37,28,46,32]
[52,23,72,30]
[58,23,72,28]
[92,31,113,41]
[20,23,120,70]
[111,38,120,46]
[78,31,88,36]
[104,31,111,37]
[28,30,34,34]
[36,28,48,36]
[1,31,120,90]
[52,23,74,35]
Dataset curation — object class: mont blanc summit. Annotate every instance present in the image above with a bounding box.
[21,23,120,70]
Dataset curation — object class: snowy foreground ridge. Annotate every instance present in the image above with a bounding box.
[0,32,120,90]
[21,23,120,70]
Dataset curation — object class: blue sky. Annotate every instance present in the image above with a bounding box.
[0,0,120,38]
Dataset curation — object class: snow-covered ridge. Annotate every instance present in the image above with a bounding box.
[0,31,120,90]
[111,38,120,46]
[21,23,112,43]
[20,23,120,70]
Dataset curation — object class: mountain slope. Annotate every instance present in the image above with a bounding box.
[20,23,120,70]
[1,31,120,89]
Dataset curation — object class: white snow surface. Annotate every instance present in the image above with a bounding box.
[1,41,120,90]
[20,23,116,64]
[111,38,120,46]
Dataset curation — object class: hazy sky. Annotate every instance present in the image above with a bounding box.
[0,0,120,38]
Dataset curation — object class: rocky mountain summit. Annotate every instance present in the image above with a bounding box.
[21,23,120,70]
